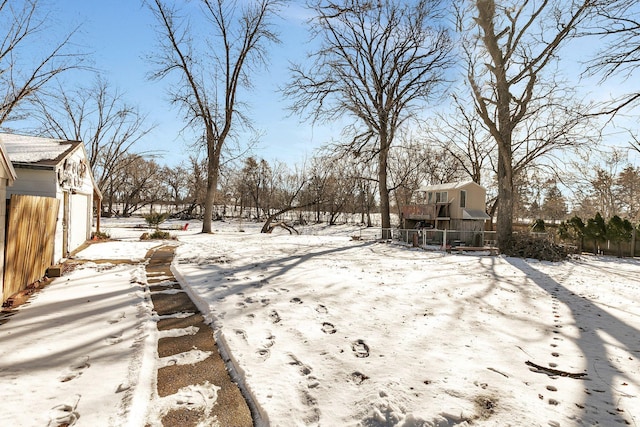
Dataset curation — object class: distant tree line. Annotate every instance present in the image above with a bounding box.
[95,144,468,225]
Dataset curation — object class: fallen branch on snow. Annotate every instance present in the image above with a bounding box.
[525,361,587,379]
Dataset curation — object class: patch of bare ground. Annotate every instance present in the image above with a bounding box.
[474,394,498,420]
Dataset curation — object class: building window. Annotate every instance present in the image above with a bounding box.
[436,191,448,203]
[460,190,466,208]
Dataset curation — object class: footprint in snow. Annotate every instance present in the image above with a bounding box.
[58,357,90,382]
[269,310,281,324]
[48,396,80,427]
[315,304,328,314]
[105,331,124,345]
[350,371,369,385]
[107,312,126,324]
[321,322,336,334]
[234,329,248,342]
[256,348,270,360]
[262,333,276,348]
[352,340,370,358]
[288,354,312,376]
[290,297,303,304]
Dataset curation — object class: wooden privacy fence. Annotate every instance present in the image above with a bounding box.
[3,195,59,303]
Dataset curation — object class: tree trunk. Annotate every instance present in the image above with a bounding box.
[261,202,317,233]
[495,142,514,249]
[379,134,392,239]
[202,138,220,233]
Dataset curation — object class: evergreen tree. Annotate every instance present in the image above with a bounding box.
[531,218,546,232]
[585,213,607,255]
[607,215,633,257]
[541,184,567,222]
[558,215,585,252]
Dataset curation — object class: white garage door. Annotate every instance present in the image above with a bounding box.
[69,193,89,253]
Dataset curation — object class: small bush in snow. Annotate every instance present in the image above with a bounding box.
[144,212,170,230]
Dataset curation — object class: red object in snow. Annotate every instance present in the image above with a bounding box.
[182,223,189,231]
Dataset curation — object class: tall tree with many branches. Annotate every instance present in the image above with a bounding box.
[462,0,600,249]
[586,0,640,116]
[30,78,153,194]
[285,0,454,238]
[147,0,284,233]
[0,0,84,127]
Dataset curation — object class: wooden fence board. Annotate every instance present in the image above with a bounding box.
[2,195,59,303]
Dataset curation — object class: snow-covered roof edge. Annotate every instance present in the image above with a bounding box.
[0,133,76,165]
[416,181,485,192]
[0,139,17,184]
[0,133,101,199]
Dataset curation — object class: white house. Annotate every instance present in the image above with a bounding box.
[0,139,17,298]
[1,133,101,263]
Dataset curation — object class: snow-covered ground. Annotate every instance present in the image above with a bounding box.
[1,217,639,426]
[0,237,160,426]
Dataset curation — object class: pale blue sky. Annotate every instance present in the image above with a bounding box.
[23,1,640,169]
[49,0,332,167]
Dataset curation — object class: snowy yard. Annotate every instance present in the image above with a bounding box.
[1,218,639,426]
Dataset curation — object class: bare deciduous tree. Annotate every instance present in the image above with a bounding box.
[569,149,626,220]
[31,78,153,192]
[285,0,454,238]
[388,135,465,221]
[315,154,358,225]
[586,0,640,115]
[260,163,321,233]
[184,154,207,218]
[147,0,283,233]
[615,165,640,222]
[427,92,494,186]
[162,163,189,212]
[239,156,273,220]
[0,0,83,127]
[462,0,598,249]
[103,154,162,216]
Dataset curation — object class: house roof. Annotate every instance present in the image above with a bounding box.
[0,133,81,167]
[0,133,102,200]
[0,139,17,183]
[462,209,491,220]
[417,181,485,192]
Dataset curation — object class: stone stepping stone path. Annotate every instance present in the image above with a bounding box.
[145,245,253,427]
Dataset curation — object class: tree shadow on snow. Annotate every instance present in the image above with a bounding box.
[185,240,378,304]
[505,256,640,425]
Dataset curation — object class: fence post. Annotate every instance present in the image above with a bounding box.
[443,229,447,250]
